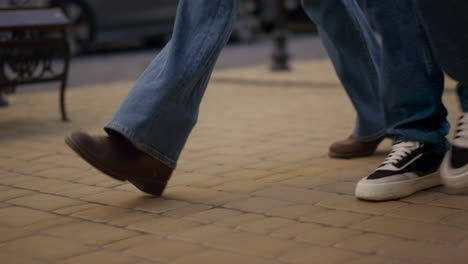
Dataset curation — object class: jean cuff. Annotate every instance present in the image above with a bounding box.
[104,121,177,169]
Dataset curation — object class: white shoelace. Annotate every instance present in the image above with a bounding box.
[453,113,468,148]
[377,141,422,171]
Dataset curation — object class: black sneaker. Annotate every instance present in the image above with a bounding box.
[441,113,468,188]
[355,141,443,201]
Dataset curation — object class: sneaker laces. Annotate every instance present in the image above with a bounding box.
[453,113,468,148]
[377,141,423,170]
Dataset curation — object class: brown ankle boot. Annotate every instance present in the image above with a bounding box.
[65,131,174,196]
[328,135,385,158]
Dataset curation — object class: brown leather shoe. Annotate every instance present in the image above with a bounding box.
[328,135,385,158]
[65,131,174,196]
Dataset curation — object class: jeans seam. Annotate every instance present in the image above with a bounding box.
[345,1,380,97]
[146,0,232,127]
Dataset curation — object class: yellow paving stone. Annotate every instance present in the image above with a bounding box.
[335,233,396,254]
[429,195,468,210]
[385,204,460,223]
[31,156,78,167]
[136,198,193,214]
[170,225,233,243]
[57,250,145,264]
[163,203,213,218]
[165,186,249,206]
[174,250,279,264]
[401,191,447,204]
[224,197,294,214]
[128,216,201,236]
[213,179,272,193]
[317,195,405,215]
[254,173,299,185]
[215,212,267,228]
[114,183,142,193]
[203,231,308,258]
[265,204,328,219]
[33,167,85,180]
[8,193,84,211]
[314,181,356,195]
[270,222,322,239]
[0,174,41,186]
[124,238,205,262]
[94,179,123,188]
[184,208,245,224]
[300,209,371,227]
[69,170,109,185]
[54,203,103,215]
[218,169,274,180]
[70,205,136,223]
[0,226,32,243]
[183,175,234,189]
[252,186,335,204]
[55,184,108,198]
[43,221,139,246]
[80,190,153,208]
[104,235,157,251]
[351,216,468,244]
[295,226,362,246]
[12,178,72,193]
[279,175,338,189]
[0,188,36,201]
[107,211,157,227]
[236,217,298,234]
[25,216,79,231]
[0,235,91,261]
[377,239,468,264]
[0,250,46,264]
[279,246,361,264]
[0,206,56,226]
[346,255,400,264]
[11,162,56,175]
[15,150,49,161]
[440,211,468,228]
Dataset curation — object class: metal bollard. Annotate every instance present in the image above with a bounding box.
[271,0,290,71]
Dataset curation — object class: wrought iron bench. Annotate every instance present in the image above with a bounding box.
[0,8,70,121]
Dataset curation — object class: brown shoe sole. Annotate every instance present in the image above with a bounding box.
[65,135,167,196]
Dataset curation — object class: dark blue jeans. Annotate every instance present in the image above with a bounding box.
[303,0,449,151]
[415,0,468,112]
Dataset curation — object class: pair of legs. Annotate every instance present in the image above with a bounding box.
[415,0,468,188]
[303,0,448,200]
[65,0,462,200]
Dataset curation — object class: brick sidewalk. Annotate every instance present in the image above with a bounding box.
[0,60,467,264]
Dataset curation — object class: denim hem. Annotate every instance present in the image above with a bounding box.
[352,128,387,142]
[104,121,177,169]
[391,135,449,153]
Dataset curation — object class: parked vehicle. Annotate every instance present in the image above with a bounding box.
[5,0,178,54]
[4,0,313,54]
[49,0,179,54]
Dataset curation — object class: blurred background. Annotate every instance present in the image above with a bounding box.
[1,0,328,90]
[3,0,316,55]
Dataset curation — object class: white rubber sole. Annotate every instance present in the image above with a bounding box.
[440,152,468,189]
[355,171,441,201]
